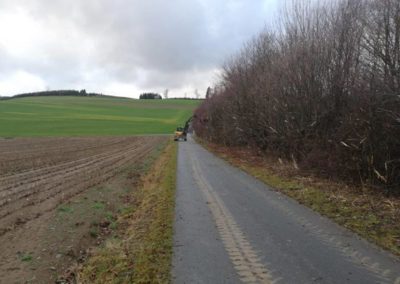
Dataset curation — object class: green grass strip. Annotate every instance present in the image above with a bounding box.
[78,141,177,283]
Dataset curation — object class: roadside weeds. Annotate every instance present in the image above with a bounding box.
[77,141,177,283]
[198,139,400,257]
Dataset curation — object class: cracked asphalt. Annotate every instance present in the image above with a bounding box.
[172,136,400,284]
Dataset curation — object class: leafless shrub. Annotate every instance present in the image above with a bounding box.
[194,0,400,193]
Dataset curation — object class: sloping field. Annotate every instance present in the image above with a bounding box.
[0,96,200,136]
[0,136,168,282]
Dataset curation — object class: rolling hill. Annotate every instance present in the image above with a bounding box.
[0,96,200,136]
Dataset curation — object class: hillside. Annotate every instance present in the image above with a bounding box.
[0,96,200,136]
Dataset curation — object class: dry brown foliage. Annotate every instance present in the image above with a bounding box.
[194,0,400,193]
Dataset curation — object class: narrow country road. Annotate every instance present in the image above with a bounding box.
[172,136,400,284]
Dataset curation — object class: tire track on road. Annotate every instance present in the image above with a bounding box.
[217,165,399,283]
[190,156,275,284]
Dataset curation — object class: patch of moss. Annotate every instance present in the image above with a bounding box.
[92,202,105,210]
[58,205,73,213]
[20,253,33,262]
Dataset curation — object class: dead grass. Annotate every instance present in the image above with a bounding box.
[77,141,177,283]
[199,139,400,257]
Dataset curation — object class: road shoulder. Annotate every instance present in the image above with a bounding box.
[198,138,400,257]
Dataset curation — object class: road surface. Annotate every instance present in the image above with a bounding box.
[172,136,400,284]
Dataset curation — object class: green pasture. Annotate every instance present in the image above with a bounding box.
[0,96,200,137]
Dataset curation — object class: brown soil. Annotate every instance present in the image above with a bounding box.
[0,136,167,283]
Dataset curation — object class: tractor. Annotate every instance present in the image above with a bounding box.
[174,117,192,141]
[174,127,187,141]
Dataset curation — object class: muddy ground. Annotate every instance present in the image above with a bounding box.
[0,136,167,283]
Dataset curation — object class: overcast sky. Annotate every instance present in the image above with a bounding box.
[0,0,279,98]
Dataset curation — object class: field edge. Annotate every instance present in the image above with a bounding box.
[77,140,177,283]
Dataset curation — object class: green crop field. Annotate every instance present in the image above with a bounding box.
[0,96,201,137]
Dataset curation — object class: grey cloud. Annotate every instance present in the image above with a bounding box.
[0,0,277,96]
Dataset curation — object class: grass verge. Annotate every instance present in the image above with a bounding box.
[77,141,177,283]
[197,138,400,256]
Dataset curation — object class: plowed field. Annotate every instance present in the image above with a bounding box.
[0,136,167,283]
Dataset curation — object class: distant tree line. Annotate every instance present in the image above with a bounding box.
[139,93,162,99]
[194,0,400,193]
[0,90,107,100]
[0,90,206,101]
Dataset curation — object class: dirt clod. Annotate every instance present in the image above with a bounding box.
[0,136,167,283]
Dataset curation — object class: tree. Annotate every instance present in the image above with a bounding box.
[139,93,162,99]
[193,0,400,192]
[163,89,169,99]
[194,89,200,99]
[205,87,212,99]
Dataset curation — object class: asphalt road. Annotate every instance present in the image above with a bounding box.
[172,136,400,284]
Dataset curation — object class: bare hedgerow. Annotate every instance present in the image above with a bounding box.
[193,0,400,193]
